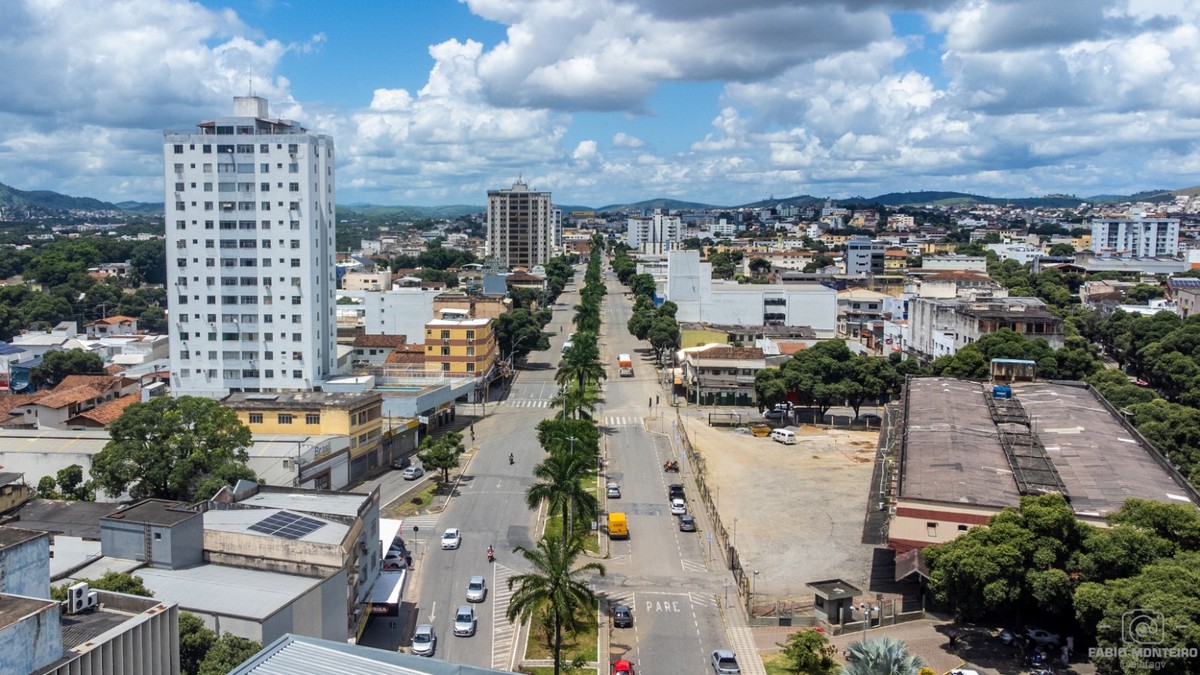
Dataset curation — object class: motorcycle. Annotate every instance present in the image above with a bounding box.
[487,547,495,563]
[663,461,679,473]
[509,454,515,465]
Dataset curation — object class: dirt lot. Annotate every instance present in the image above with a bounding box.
[680,416,880,609]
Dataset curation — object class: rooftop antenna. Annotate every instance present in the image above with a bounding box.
[248,66,254,96]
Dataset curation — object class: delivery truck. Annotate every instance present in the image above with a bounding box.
[618,354,633,377]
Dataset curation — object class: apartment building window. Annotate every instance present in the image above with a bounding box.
[290,239,300,249]
[249,413,263,424]
[440,330,451,339]
[173,144,183,154]
[305,413,320,425]
[292,370,302,378]
[291,259,301,267]
[259,144,269,153]
[441,362,450,372]
[927,522,938,537]
[289,182,300,192]
[466,363,475,372]
[293,333,302,341]
[440,347,450,356]
[278,414,293,424]
[466,346,475,356]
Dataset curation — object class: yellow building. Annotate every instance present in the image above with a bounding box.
[424,317,498,376]
[223,391,384,460]
[884,249,908,271]
[1072,233,1092,251]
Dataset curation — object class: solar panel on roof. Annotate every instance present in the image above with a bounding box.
[247,511,327,540]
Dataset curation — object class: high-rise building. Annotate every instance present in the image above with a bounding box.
[845,236,886,276]
[1090,216,1180,257]
[626,209,682,254]
[486,180,554,269]
[164,97,337,397]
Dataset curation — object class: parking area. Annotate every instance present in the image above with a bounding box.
[679,414,879,608]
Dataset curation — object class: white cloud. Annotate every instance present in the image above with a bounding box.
[612,132,644,148]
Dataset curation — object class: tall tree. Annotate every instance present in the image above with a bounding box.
[526,451,599,539]
[91,397,253,500]
[556,338,605,391]
[550,381,600,421]
[506,535,605,675]
[30,350,106,389]
[416,431,466,483]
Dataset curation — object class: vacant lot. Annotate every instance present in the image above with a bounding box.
[681,417,879,609]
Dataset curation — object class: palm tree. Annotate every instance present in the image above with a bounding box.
[550,381,599,420]
[526,451,599,539]
[555,339,605,392]
[842,637,927,675]
[506,535,605,675]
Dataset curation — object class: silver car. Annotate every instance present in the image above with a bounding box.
[711,649,740,674]
[466,575,487,602]
[453,604,477,637]
[411,624,435,657]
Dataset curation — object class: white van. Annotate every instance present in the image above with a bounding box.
[770,428,797,445]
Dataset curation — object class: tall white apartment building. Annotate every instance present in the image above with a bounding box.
[626,209,682,253]
[486,180,554,269]
[1091,216,1180,257]
[164,97,337,397]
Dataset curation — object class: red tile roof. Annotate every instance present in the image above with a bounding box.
[68,394,139,427]
[352,334,407,348]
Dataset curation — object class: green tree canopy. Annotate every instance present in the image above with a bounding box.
[416,431,466,483]
[197,633,261,675]
[30,350,106,389]
[91,396,253,500]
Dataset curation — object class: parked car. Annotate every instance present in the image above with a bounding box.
[402,465,424,480]
[441,528,462,550]
[1024,627,1061,648]
[711,649,741,674]
[391,456,412,470]
[607,484,621,498]
[679,514,697,532]
[857,413,882,424]
[670,498,687,516]
[763,409,786,421]
[411,623,435,656]
[453,605,477,637]
[668,483,685,500]
[613,603,633,628]
[466,575,487,602]
[611,660,635,675]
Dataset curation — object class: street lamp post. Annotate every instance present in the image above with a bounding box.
[750,570,760,617]
[855,601,879,640]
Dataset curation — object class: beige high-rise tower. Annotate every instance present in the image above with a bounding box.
[485,180,554,269]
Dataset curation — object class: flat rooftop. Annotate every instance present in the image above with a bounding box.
[902,378,1197,516]
[7,499,119,539]
[102,500,197,526]
[235,489,371,518]
[902,378,1022,508]
[223,391,380,410]
[1014,382,1195,515]
[0,525,46,549]
[135,563,323,620]
[0,594,54,631]
[204,508,347,546]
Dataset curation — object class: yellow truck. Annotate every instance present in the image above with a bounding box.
[749,423,772,437]
[607,512,629,539]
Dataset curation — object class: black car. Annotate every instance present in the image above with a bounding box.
[613,604,633,628]
[668,483,685,500]
[391,456,412,470]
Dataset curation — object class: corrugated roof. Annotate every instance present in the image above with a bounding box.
[135,564,323,619]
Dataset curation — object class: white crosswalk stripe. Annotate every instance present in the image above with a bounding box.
[499,399,551,408]
[603,416,641,427]
[681,559,708,574]
[490,563,521,671]
[689,591,716,607]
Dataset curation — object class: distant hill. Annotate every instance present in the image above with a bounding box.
[338,204,482,219]
[0,182,126,212]
[596,198,720,212]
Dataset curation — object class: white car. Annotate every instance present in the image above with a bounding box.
[606,484,621,498]
[466,575,487,602]
[402,465,424,480]
[453,604,477,637]
[411,624,435,656]
[670,498,687,516]
[441,528,462,550]
[711,649,740,674]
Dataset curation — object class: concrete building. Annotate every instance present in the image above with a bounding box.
[340,270,393,291]
[890,378,1200,552]
[486,180,555,269]
[920,256,988,272]
[335,288,442,345]
[664,250,837,337]
[845,236,886,276]
[678,345,767,406]
[422,317,498,377]
[1091,216,1180,257]
[165,96,337,397]
[350,334,407,367]
[0,526,180,675]
[1168,277,1200,319]
[222,391,384,489]
[1,374,140,430]
[907,297,1064,359]
[626,209,682,254]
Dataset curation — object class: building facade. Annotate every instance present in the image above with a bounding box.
[164,97,337,397]
[907,297,1065,360]
[845,236,886,276]
[423,317,497,376]
[1091,216,1181,257]
[486,180,555,269]
[626,209,682,253]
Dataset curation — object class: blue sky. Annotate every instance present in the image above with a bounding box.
[0,0,1198,207]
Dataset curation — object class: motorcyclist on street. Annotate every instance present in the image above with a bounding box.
[509,453,515,465]
[487,544,495,562]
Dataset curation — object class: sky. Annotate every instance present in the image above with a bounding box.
[1,0,1199,208]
